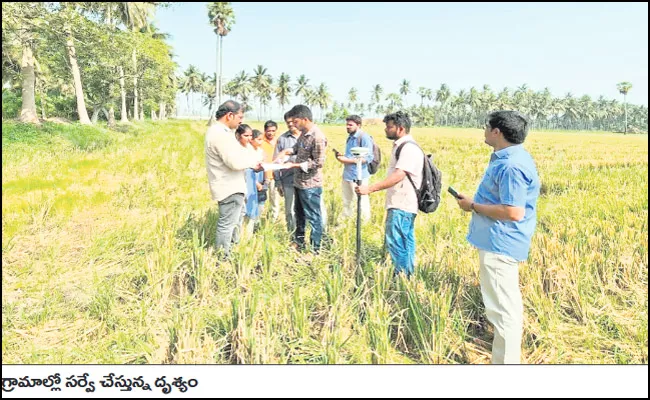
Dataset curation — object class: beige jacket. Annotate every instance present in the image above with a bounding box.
[205,121,260,202]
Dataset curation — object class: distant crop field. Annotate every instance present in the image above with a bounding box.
[2,120,647,364]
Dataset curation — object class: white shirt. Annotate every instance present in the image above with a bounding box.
[205,121,260,202]
[385,135,423,214]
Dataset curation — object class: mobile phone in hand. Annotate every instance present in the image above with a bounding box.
[333,149,341,156]
[448,186,462,199]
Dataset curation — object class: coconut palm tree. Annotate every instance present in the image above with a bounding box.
[424,88,434,107]
[303,87,318,111]
[417,87,427,107]
[200,73,216,119]
[562,93,579,129]
[435,84,450,106]
[385,93,403,114]
[513,84,531,116]
[481,85,496,117]
[208,2,236,106]
[316,82,331,122]
[295,75,310,103]
[496,87,511,110]
[225,70,252,106]
[182,65,202,116]
[251,64,272,120]
[371,84,383,105]
[259,85,273,120]
[370,84,383,116]
[450,89,468,126]
[616,81,633,134]
[399,79,410,106]
[468,87,482,126]
[202,75,217,120]
[348,87,358,108]
[275,73,292,114]
[436,84,451,125]
[549,97,565,130]
[578,95,595,130]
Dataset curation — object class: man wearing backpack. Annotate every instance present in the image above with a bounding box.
[454,110,540,364]
[356,111,423,277]
[335,115,376,222]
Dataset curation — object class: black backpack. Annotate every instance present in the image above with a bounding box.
[357,134,382,175]
[395,141,442,213]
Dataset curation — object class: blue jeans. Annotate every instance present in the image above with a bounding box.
[385,208,417,276]
[294,187,323,251]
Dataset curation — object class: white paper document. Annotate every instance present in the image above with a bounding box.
[262,163,290,171]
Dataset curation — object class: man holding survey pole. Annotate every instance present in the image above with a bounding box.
[335,114,374,222]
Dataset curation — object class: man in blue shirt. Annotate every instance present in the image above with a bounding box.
[455,110,540,364]
[335,115,374,222]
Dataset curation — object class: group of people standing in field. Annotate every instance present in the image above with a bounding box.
[205,100,540,365]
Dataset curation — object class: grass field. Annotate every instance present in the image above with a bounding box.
[2,119,647,364]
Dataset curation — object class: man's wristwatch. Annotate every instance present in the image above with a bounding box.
[470,202,478,213]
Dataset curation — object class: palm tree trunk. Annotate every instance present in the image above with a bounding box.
[65,27,91,125]
[215,36,220,106]
[133,48,139,121]
[19,41,39,123]
[159,101,166,120]
[119,66,128,122]
[623,94,627,135]
[218,35,224,106]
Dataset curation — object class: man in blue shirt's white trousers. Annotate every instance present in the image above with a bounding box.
[455,110,540,364]
[335,115,374,222]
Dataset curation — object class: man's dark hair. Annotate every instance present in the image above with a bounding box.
[283,111,291,122]
[264,120,278,131]
[235,123,251,137]
[487,111,529,144]
[383,111,411,134]
[286,105,313,121]
[252,129,263,139]
[215,100,242,120]
[345,115,362,126]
